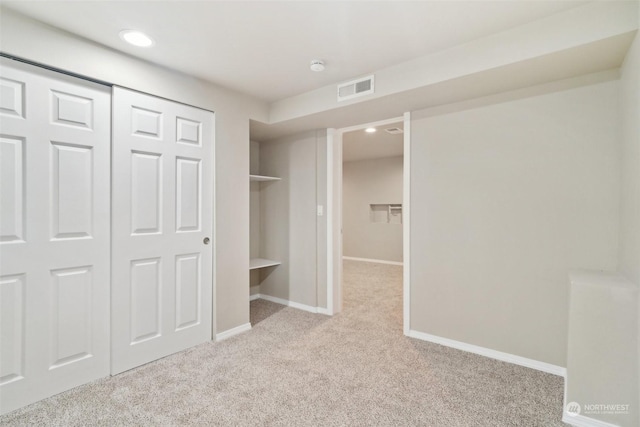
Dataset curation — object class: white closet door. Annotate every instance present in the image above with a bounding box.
[111,87,214,374]
[0,59,111,414]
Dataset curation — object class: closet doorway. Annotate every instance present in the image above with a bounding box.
[328,114,410,333]
[0,58,215,414]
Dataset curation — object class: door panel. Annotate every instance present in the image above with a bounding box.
[130,257,162,344]
[50,142,94,239]
[175,253,201,330]
[131,151,163,234]
[0,136,25,242]
[0,77,25,118]
[176,157,201,232]
[112,87,213,374]
[51,90,94,129]
[0,58,111,415]
[50,266,93,368]
[0,274,25,385]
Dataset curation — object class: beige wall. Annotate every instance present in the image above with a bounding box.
[562,41,640,419]
[619,25,640,424]
[249,141,262,295]
[620,26,640,286]
[343,156,403,263]
[410,80,620,367]
[250,141,261,261]
[566,271,638,427]
[258,130,328,309]
[0,8,268,334]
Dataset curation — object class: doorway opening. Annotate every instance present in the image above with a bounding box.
[328,114,411,334]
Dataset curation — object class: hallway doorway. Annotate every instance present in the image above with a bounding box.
[342,121,404,265]
[327,114,411,334]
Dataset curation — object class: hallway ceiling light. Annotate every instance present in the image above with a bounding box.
[119,30,154,47]
[310,60,325,72]
[365,127,377,133]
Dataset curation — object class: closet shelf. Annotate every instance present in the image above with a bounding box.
[250,174,281,182]
[250,258,281,270]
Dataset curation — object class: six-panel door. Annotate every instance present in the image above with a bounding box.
[0,59,111,414]
[111,87,214,374]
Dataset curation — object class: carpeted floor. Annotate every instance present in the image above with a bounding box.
[1,260,566,426]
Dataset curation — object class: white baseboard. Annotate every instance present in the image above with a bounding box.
[249,293,261,301]
[407,329,566,377]
[317,307,332,315]
[249,286,261,299]
[253,293,330,316]
[343,256,403,266]
[257,293,318,313]
[562,413,620,427]
[215,322,251,342]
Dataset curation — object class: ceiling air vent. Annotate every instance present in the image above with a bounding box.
[337,75,374,102]
[385,127,403,135]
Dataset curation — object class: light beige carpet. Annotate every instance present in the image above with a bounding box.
[1,260,566,426]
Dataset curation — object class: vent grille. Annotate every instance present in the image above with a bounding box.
[337,75,374,102]
[385,127,403,135]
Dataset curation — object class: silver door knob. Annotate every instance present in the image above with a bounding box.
[203,237,210,245]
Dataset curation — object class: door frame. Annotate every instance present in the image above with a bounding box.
[327,113,411,335]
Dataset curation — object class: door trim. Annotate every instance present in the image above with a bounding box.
[402,112,411,336]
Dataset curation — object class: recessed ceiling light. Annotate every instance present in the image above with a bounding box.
[365,127,377,133]
[119,30,154,47]
[310,60,325,72]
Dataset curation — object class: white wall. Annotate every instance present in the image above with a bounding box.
[343,156,403,263]
[0,8,269,334]
[410,79,620,367]
[257,130,328,310]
